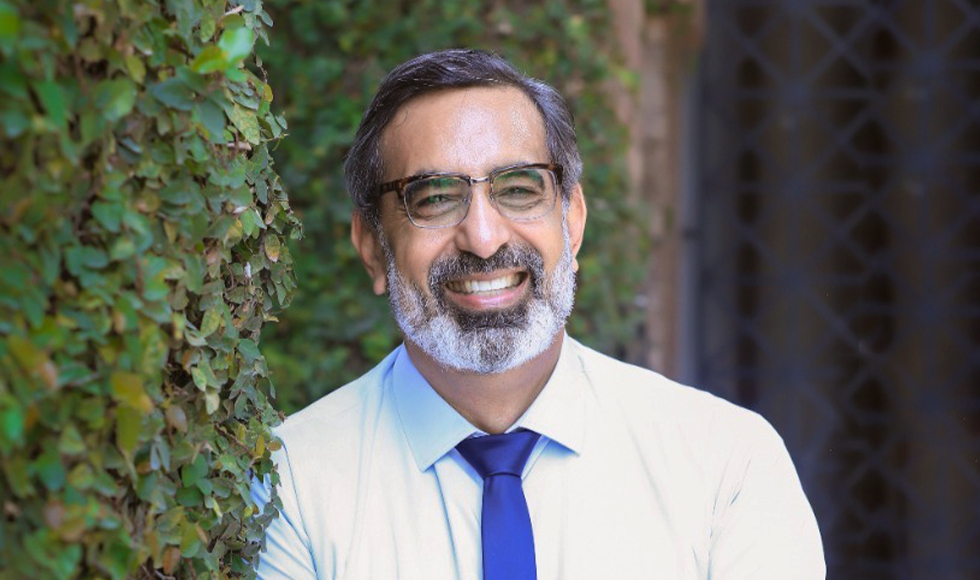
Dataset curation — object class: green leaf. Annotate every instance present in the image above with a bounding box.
[151,440,171,472]
[185,328,207,347]
[255,178,268,204]
[239,208,264,238]
[0,1,21,44]
[205,390,220,415]
[68,463,94,489]
[176,485,203,509]
[92,201,123,232]
[35,447,66,491]
[0,62,27,99]
[199,9,216,41]
[183,453,208,484]
[1,108,30,137]
[196,358,218,387]
[65,245,109,272]
[149,77,195,111]
[24,530,82,580]
[224,217,244,245]
[195,476,213,495]
[222,13,245,29]
[0,396,25,451]
[109,237,137,261]
[35,80,67,129]
[226,67,247,83]
[178,518,204,556]
[264,235,281,263]
[95,78,138,121]
[191,366,208,391]
[200,305,221,336]
[99,538,134,580]
[229,104,260,144]
[191,45,226,74]
[228,184,252,209]
[115,406,141,459]
[218,26,254,66]
[160,178,202,205]
[183,254,204,294]
[58,424,86,455]
[141,255,171,301]
[7,334,42,371]
[165,405,188,433]
[111,371,153,412]
[124,54,146,84]
[196,98,226,142]
[166,0,198,43]
[237,339,261,363]
[4,455,30,496]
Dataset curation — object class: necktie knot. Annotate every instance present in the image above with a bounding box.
[456,429,541,479]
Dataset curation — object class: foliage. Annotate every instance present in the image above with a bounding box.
[0,0,299,578]
[259,0,650,413]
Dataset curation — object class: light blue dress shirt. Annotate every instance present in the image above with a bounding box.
[251,336,825,579]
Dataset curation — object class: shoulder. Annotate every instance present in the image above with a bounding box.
[271,347,399,461]
[570,339,783,455]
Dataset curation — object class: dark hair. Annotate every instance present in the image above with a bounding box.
[344,49,583,227]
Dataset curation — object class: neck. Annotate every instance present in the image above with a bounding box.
[405,332,565,435]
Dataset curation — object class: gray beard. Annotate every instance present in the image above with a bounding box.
[380,224,576,374]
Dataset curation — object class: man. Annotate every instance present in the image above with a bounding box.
[252,49,825,580]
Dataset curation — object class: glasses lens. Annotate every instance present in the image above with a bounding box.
[404,176,469,226]
[492,167,557,219]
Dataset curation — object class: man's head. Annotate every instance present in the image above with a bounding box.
[347,50,587,374]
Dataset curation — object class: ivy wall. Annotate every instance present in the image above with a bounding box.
[0,0,297,577]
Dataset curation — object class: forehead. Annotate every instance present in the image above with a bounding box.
[379,86,548,179]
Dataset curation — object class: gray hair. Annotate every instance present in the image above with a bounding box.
[344,49,583,227]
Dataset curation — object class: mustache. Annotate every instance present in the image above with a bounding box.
[427,244,546,299]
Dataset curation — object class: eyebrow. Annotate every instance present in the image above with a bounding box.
[406,161,537,179]
[407,167,451,178]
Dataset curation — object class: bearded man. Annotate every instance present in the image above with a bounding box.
[252,49,825,580]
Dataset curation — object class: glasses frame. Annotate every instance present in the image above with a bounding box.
[376,162,564,229]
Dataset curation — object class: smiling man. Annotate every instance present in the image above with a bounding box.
[252,50,825,580]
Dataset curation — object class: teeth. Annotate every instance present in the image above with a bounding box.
[447,274,521,294]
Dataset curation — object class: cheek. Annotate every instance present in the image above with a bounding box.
[392,234,451,283]
[516,222,566,261]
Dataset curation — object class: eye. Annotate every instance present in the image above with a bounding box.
[417,193,456,206]
[491,167,558,217]
[404,177,467,218]
[497,186,538,197]
[494,177,547,207]
[496,189,545,212]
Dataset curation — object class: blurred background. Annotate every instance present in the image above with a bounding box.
[256,0,980,578]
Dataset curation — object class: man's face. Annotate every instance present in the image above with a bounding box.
[354,86,587,373]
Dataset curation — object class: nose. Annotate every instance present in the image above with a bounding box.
[452,183,512,259]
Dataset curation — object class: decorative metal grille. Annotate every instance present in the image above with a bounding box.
[696,1,980,578]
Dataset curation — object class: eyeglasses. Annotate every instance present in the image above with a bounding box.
[376,163,563,229]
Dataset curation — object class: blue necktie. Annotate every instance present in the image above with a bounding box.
[456,429,541,580]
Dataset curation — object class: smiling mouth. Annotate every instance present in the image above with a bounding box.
[445,272,525,295]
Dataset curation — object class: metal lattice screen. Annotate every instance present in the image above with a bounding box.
[695,1,980,578]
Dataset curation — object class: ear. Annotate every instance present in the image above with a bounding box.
[565,184,587,272]
[351,211,388,295]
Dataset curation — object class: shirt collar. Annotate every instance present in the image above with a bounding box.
[512,335,585,455]
[391,335,586,473]
[391,345,476,472]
